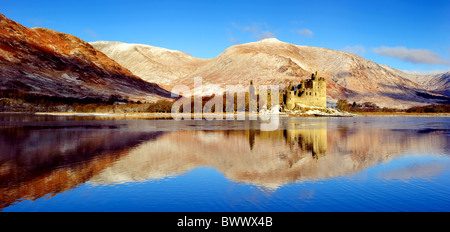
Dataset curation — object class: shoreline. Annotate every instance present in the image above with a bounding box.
[354,112,450,117]
[0,111,448,118]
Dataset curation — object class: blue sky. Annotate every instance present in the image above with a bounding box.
[2,0,449,73]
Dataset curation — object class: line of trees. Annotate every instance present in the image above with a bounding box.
[3,90,449,114]
[0,89,175,113]
[0,90,278,114]
[336,99,450,113]
[405,104,450,113]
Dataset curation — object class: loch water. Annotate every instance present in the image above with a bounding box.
[1,114,449,212]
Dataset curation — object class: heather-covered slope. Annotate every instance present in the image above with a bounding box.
[0,14,172,103]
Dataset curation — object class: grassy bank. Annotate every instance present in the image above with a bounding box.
[354,112,450,116]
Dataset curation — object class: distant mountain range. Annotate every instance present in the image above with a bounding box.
[0,13,448,109]
[397,69,450,97]
[92,39,450,108]
[0,13,172,103]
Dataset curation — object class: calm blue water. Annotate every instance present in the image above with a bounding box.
[1,114,449,212]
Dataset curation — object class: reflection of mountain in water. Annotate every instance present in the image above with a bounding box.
[89,119,448,190]
[1,116,449,210]
[0,115,165,210]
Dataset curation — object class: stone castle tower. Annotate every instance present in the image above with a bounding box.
[283,72,327,110]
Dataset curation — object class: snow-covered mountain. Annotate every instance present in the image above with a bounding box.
[90,41,208,89]
[92,38,449,108]
[403,71,450,97]
[426,72,450,96]
[0,11,446,109]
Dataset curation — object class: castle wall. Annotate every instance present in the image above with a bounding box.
[284,73,327,109]
[251,72,327,111]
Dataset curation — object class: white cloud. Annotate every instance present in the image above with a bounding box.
[341,45,366,56]
[373,46,449,65]
[232,22,276,40]
[228,31,241,45]
[84,29,99,39]
[297,28,313,37]
[257,30,276,39]
[27,18,53,26]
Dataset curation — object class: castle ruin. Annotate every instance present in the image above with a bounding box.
[247,71,327,112]
[282,72,327,110]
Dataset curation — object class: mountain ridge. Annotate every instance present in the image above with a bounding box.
[0,13,173,103]
[92,39,450,108]
[90,41,209,89]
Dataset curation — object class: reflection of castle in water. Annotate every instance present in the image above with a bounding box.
[283,127,327,159]
[247,121,327,159]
